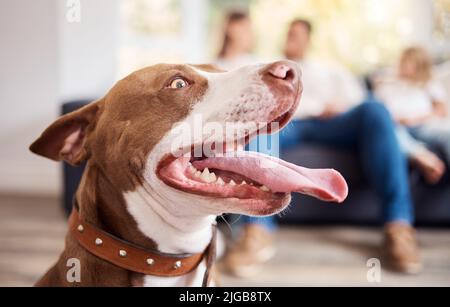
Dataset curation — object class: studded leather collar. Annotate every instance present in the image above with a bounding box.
[69,203,216,287]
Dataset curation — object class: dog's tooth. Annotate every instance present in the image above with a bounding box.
[188,166,197,174]
[241,180,247,185]
[229,180,236,186]
[209,172,217,183]
[200,168,211,182]
[260,185,270,192]
[195,171,201,177]
[216,177,225,185]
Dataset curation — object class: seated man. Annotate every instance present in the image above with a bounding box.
[222,19,420,276]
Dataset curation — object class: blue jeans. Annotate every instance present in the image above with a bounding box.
[242,101,414,231]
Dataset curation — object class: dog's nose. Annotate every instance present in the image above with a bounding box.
[263,61,299,85]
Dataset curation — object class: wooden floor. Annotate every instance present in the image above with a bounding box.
[1,194,449,287]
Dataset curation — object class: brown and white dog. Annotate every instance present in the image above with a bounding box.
[30,61,347,287]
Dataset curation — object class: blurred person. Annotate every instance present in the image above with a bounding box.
[376,47,450,184]
[215,11,259,70]
[223,19,421,277]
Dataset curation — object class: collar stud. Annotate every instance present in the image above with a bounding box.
[95,238,103,246]
[174,261,182,269]
[119,250,127,257]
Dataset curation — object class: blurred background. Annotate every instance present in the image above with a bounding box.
[0,0,449,286]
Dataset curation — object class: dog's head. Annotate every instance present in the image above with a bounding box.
[30,61,347,218]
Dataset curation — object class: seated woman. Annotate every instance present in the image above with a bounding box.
[215,10,260,70]
[376,47,450,184]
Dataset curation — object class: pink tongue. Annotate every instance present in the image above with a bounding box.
[192,151,348,203]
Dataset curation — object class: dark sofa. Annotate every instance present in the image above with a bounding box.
[62,101,450,226]
[282,146,450,226]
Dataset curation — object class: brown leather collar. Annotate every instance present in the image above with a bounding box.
[69,205,216,287]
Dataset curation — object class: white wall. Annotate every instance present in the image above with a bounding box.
[0,0,60,195]
[408,0,435,49]
[0,0,119,196]
[58,0,119,101]
[181,0,209,63]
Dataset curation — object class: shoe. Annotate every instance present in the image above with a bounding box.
[383,223,423,274]
[222,224,275,278]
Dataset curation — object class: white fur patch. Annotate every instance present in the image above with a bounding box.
[124,63,279,286]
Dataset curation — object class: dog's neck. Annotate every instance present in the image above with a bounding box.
[76,163,215,255]
[124,184,216,254]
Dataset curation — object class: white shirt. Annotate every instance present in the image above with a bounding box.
[376,78,448,120]
[294,59,365,119]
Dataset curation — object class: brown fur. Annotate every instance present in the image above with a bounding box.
[32,64,214,286]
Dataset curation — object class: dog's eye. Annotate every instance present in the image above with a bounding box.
[168,78,188,89]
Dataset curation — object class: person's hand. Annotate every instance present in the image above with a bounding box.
[318,104,342,119]
[397,117,415,126]
[432,101,448,118]
[397,114,432,127]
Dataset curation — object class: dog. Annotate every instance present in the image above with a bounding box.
[30,61,348,286]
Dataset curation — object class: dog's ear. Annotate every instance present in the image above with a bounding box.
[30,100,104,166]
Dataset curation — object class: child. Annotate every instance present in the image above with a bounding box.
[376,47,449,184]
